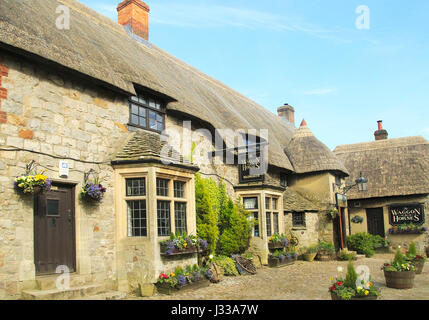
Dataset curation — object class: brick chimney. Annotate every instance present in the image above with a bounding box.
[117,0,150,41]
[277,104,295,126]
[374,120,388,140]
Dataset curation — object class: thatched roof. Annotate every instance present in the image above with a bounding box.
[112,130,198,171]
[284,120,349,175]
[334,136,429,200]
[0,0,296,171]
[283,188,327,212]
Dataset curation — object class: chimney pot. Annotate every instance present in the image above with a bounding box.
[374,120,388,140]
[117,0,150,41]
[277,104,295,126]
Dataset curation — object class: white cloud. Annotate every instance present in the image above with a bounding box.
[422,127,429,134]
[302,88,337,95]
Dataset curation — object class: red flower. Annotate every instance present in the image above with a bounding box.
[338,282,342,285]
[159,273,168,279]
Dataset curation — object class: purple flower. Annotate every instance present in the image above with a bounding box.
[177,275,187,286]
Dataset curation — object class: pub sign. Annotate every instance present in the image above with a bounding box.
[389,204,425,226]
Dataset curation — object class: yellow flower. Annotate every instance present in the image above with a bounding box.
[170,273,175,277]
[365,291,369,295]
[183,243,187,247]
[185,273,190,276]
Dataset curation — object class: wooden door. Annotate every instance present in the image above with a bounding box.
[333,208,347,251]
[34,184,76,275]
[366,208,385,237]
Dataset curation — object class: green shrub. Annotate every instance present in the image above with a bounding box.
[195,174,251,257]
[344,261,358,289]
[317,241,335,254]
[213,255,239,276]
[346,233,377,257]
[195,173,219,254]
[337,249,357,261]
[407,242,417,258]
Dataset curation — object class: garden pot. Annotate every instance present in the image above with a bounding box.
[384,270,415,289]
[268,257,280,268]
[160,245,199,256]
[303,253,317,262]
[316,252,334,261]
[268,243,285,250]
[414,260,425,275]
[156,279,210,295]
[330,292,378,300]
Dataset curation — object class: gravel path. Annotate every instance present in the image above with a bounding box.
[130,254,429,300]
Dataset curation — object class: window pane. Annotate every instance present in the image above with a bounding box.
[139,116,146,127]
[174,181,185,198]
[126,178,146,196]
[157,121,164,132]
[273,213,279,234]
[149,111,156,119]
[272,198,278,210]
[156,178,169,196]
[266,212,272,237]
[46,199,59,217]
[157,200,171,236]
[293,212,306,227]
[127,200,147,237]
[131,114,139,125]
[139,107,146,116]
[149,99,156,109]
[243,197,258,210]
[174,202,187,234]
[138,97,147,105]
[131,96,139,103]
[149,118,157,130]
[265,197,270,210]
[253,212,259,237]
[131,104,139,115]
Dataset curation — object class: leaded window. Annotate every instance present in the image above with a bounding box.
[129,94,165,132]
[292,212,306,227]
[174,202,187,234]
[156,178,169,197]
[126,178,146,196]
[157,200,171,236]
[127,200,147,237]
[266,212,272,237]
[174,181,185,198]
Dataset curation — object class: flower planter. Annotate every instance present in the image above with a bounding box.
[316,252,334,261]
[156,279,210,295]
[330,292,378,300]
[426,247,429,259]
[268,243,285,250]
[414,260,425,275]
[303,253,317,262]
[384,270,415,289]
[268,256,296,268]
[160,246,199,256]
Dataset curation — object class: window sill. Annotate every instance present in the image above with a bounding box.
[292,226,307,231]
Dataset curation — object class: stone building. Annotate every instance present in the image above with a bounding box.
[334,121,429,251]
[0,0,348,299]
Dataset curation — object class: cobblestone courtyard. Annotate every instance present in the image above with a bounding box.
[131,254,429,300]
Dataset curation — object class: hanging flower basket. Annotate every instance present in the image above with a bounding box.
[14,162,52,195]
[79,182,107,202]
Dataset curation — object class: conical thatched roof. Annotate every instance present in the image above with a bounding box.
[284,120,349,175]
[334,136,429,200]
[0,0,295,171]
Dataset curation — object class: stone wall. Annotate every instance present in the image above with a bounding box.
[0,50,130,298]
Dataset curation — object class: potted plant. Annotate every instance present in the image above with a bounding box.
[302,245,318,262]
[351,215,364,224]
[329,261,381,300]
[79,175,107,203]
[160,232,208,256]
[336,249,357,261]
[382,249,416,289]
[406,242,426,275]
[268,250,297,268]
[14,161,52,195]
[316,242,335,261]
[388,224,427,235]
[327,207,339,220]
[268,233,289,249]
[156,264,212,295]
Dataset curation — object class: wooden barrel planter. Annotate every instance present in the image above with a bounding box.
[156,279,210,295]
[384,270,415,289]
[316,252,334,261]
[268,256,296,268]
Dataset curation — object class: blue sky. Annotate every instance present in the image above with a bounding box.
[81,0,429,149]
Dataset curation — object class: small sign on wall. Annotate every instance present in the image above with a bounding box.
[389,204,425,225]
[59,160,69,178]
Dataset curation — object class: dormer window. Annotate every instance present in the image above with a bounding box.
[129,94,165,132]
